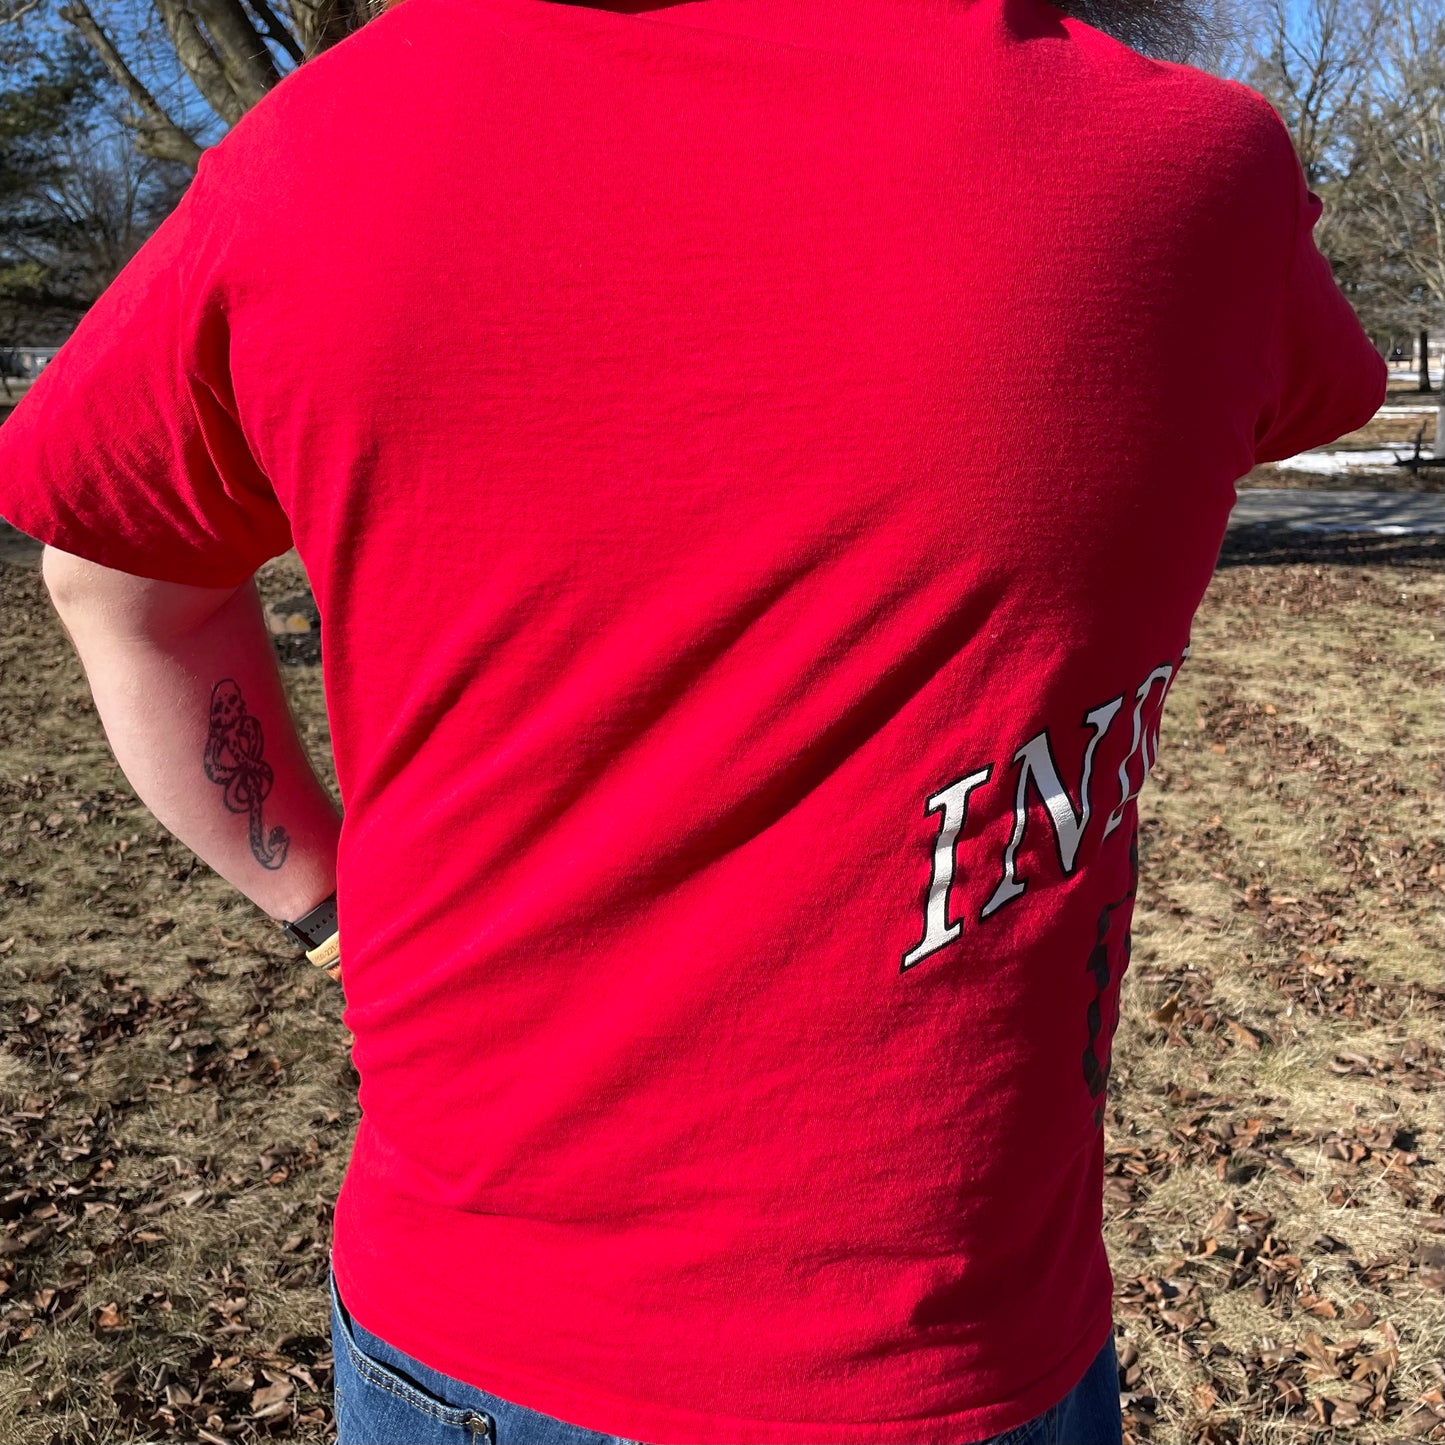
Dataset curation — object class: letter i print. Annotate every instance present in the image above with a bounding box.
[901,766,992,972]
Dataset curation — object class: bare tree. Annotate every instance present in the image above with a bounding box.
[1226,0,1444,449]
[32,126,190,286]
[2,0,379,171]
[1329,0,1445,441]
[0,32,98,365]
[1237,0,1393,187]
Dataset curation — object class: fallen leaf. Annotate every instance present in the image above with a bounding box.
[1205,1204,1237,1235]
[251,1379,293,1411]
[1274,1377,1304,1409]
[1225,1018,1262,1051]
[1149,996,1181,1024]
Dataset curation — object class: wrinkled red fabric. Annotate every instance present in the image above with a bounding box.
[0,0,1384,1437]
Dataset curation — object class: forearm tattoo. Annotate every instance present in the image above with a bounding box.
[204,678,291,870]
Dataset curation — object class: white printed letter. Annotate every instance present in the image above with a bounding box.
[980,696,1124,921]
[1103,658,1181,838]
[901,766,993,973]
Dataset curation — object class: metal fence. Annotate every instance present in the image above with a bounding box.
[0,347,62,380]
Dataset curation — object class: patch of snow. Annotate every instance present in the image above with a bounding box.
[1272,449,1405,474]
[1288,521,1414,535]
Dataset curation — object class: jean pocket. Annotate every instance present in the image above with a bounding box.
[329,1256,493,1442]
[988,1413,1051,1445]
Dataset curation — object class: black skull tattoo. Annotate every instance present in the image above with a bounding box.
[204,678,290,870]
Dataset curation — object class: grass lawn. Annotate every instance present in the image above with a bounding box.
[0,539,1439,1444]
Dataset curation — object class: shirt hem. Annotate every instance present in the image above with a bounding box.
[330,1240,1114,1445]
[0,495,268,589]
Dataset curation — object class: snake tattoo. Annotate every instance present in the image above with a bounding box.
[204,678,291,870]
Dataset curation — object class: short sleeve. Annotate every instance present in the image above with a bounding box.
[1252,114,1388,465]
[0,146,291,588]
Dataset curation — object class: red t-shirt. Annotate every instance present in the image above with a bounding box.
[0,0,1384,1438]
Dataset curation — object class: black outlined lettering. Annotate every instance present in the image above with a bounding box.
[900,765,993,972]
[980,696,1123,921]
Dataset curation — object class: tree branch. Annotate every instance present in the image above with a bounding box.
[242,0,304,66]
[0,0,48,27]
[152,0,248,125]
[56,0,204,170]
[188,0,283,108]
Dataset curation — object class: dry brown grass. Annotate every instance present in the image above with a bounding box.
[0,538,1439,1443]
[1109,558,1443,1443]
[0,547,348,1442]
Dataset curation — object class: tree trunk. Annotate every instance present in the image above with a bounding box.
[152,0,249,127]
[58,1,204,170]
[187,0,283,109]
[288,0,375,62]
[1435,396,1445,460]
[1420,328,1434,394]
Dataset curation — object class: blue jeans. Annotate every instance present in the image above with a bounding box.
[329,1253,1123,1445]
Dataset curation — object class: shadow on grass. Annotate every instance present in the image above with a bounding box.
[1218,524,1445,570]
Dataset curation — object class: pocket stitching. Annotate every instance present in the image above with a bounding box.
[341,1312,479,1426]
[331,1266,478,1428]
[346,1344,476,1428]
[991,1408,1051,1445]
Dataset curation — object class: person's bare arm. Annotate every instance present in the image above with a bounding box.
[40,545,341,925]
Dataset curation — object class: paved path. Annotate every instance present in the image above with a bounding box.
[0,520,40,567]
[4,488,1445,572]
[1228,488,1445,535]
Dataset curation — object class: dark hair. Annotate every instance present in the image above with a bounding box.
[1055,0,1224,63]
[376,0,1221,66]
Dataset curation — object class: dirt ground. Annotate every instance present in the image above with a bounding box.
[0,531,1441,1444]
